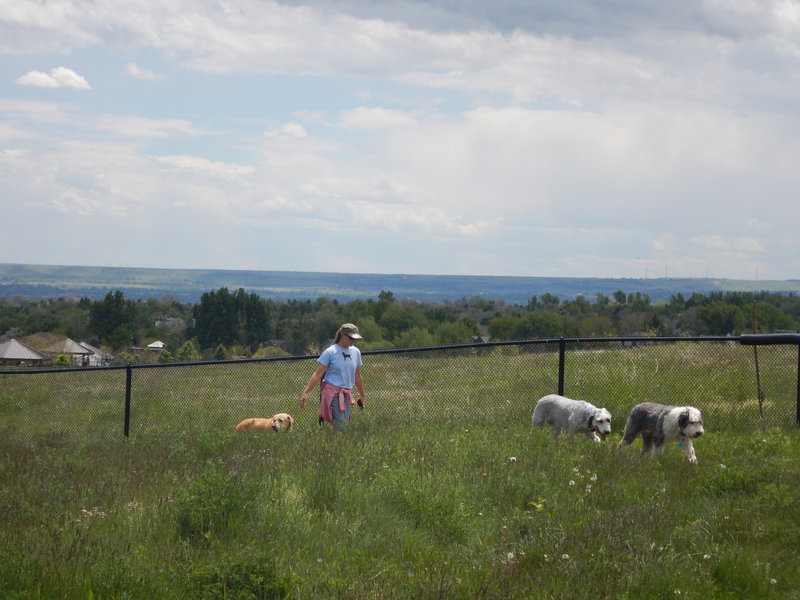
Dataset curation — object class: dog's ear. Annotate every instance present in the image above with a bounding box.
[287,415,294,429]
[678,410,690,429]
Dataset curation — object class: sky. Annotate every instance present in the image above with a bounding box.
[1,0,799,281]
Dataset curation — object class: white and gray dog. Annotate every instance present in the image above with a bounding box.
[531,394,612,442]
[619,402,705,463]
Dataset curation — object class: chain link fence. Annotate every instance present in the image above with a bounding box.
[1,335,797,443]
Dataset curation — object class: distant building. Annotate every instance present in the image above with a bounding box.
[78,341,113,367]
[44,338,93,366]
[0,338,50,367]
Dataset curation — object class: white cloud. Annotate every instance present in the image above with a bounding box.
[1,147,30,156]
[339,107,419,129]
[0,125,33,142]
[692,234,766,253]
[97,116,201,137]
[124,62,164,80]
[1,0,799,279]
[14,67,90,90]
[152,154,256,177]
[265,123,309,139]
[0,99,72,123]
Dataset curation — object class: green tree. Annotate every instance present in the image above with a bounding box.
[379,303,428,340]
[577,315,615,337]
[252,345,291,358]
[487,316,517,341]
[175,341,202,363]
[749,302,795,333]
[698,302,745,335]
[193,287,272,350]
[526,295,540,310]
[514,311,572,339]
[235,288,272,349]
[595,293,611,309]
[434,321,475,345]
[627,292,652,311]
[89,291,137,350]
[193,288,238,348]
[668,293,687,314]
[540,293,560,309]
[350,316,384,344]
[394,326,436,348]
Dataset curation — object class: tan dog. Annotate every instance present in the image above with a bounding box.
[235,413,294,433]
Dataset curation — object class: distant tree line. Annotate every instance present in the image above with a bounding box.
[1,288,798,363]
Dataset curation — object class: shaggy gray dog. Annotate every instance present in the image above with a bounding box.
[619,402,705,463]
[531,394,612,442]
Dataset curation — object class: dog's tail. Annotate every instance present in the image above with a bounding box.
[531,403,547,427]
[619,416,638,446]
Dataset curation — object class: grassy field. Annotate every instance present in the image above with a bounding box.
[1,342,799,598]
[1,424,799,599]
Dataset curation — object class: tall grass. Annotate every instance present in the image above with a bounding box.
[1,341,799,598]
[1,423,799,599]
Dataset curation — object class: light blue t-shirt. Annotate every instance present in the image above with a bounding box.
[319,343,362,389]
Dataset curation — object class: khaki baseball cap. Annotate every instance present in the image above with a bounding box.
[337,323,363,339]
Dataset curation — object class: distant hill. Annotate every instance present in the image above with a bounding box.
[1,263,798,305]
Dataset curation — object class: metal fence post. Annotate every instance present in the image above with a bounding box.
[124,365,132,437]
[739,333,800,427]
[558,337,566,396]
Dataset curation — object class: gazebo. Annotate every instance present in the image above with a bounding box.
[44,338,93,366]
[0,338,50,367]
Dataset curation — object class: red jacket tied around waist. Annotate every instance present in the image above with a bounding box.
[319,381,356,424]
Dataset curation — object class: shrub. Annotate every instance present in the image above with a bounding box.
[185,549,292,600]
[174,459,258,542]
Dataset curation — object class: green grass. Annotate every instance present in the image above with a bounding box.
[1,341,799,598]
[1,424,799,599]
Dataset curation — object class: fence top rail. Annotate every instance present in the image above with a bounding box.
[739,332,800,346]
[1,334,796,376]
